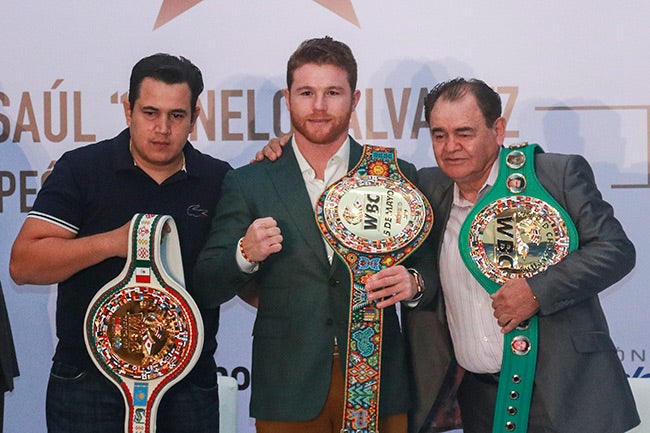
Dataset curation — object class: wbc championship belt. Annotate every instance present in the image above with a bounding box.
[459,143,578,433]
[316,145,433,433]
[84,213,203,433]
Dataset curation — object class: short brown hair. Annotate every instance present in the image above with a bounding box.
[286,36,358,91]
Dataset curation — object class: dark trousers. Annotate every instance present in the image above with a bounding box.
[458,371,558,433]
[46,362,220,433]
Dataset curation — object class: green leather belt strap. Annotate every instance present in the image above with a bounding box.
[316,145,433,433]
[458,143,578,433]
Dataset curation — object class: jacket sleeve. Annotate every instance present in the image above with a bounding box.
[528,154,635,315]
[193,169,255,309]
[399,161,439,309]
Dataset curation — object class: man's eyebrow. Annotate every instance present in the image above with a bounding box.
[430,126,474,133]
[140,106,189,114]
[294,85,345,91]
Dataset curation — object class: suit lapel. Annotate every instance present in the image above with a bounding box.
[267,137,364,273]
[347,138,363,170]
[420,170,455,257]
[267,142,331,269]
[434,181,454,257]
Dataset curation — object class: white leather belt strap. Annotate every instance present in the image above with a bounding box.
[84,213,203,433]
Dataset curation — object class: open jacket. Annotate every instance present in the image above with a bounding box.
[405,152,640,433]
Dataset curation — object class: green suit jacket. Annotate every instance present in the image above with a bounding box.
[195,137,435,421]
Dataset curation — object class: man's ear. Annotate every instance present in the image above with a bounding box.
[191,105,201,128]
[494,116,507,145]
[351,89,361,111]
[122,98,132,127]
[283,88,291,112]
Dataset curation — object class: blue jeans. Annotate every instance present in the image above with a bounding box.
[46,362,220,433]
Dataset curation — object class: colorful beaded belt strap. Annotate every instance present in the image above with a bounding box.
[459,143,578,433]
[84,213,203,433]
[316,145,433,433]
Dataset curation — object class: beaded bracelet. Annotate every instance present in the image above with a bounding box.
[238,237,257,264]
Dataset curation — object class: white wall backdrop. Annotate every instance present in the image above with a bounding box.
[1,2,648,432]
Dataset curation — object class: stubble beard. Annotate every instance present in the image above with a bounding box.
[290,111,352,146]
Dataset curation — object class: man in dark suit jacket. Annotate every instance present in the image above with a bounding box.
[0,280,19,433]
[194,37,434,433]
[404,78,640,433]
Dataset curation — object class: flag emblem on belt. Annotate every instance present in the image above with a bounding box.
[135,267,151,283]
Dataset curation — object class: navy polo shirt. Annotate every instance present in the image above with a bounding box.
[28,128,232,372]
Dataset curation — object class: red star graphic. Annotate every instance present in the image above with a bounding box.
[313,0,360,27]
[154,0,203,30]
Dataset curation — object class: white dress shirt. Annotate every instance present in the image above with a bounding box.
[439,160,504,374]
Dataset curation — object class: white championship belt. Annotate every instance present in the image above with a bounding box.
[84,213,203,433]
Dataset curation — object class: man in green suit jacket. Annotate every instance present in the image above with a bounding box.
[194,37,434,433]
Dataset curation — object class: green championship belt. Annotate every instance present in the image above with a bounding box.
[84,213,203,433]
[459,143,578,433]
[316,145,433,433]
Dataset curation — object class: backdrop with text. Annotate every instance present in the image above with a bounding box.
[1,2,648,432]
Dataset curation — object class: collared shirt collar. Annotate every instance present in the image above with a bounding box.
[291,135,351,181]
[452,151,501,208]
[113,129,192,180]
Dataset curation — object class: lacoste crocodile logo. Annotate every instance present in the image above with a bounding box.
[187,204,209,218]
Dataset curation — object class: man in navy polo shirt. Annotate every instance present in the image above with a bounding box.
[10,53,232,433]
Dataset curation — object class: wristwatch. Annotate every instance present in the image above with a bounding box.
[407,268,424,301]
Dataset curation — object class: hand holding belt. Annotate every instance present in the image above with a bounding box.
[84,213,203,433]
[316,145,433,433]
[459,143,578,433]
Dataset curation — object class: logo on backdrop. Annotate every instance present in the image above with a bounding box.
[312,0,359,27]
[153,0,359,29]
[154,0,202,29]
[619,346,649,378]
